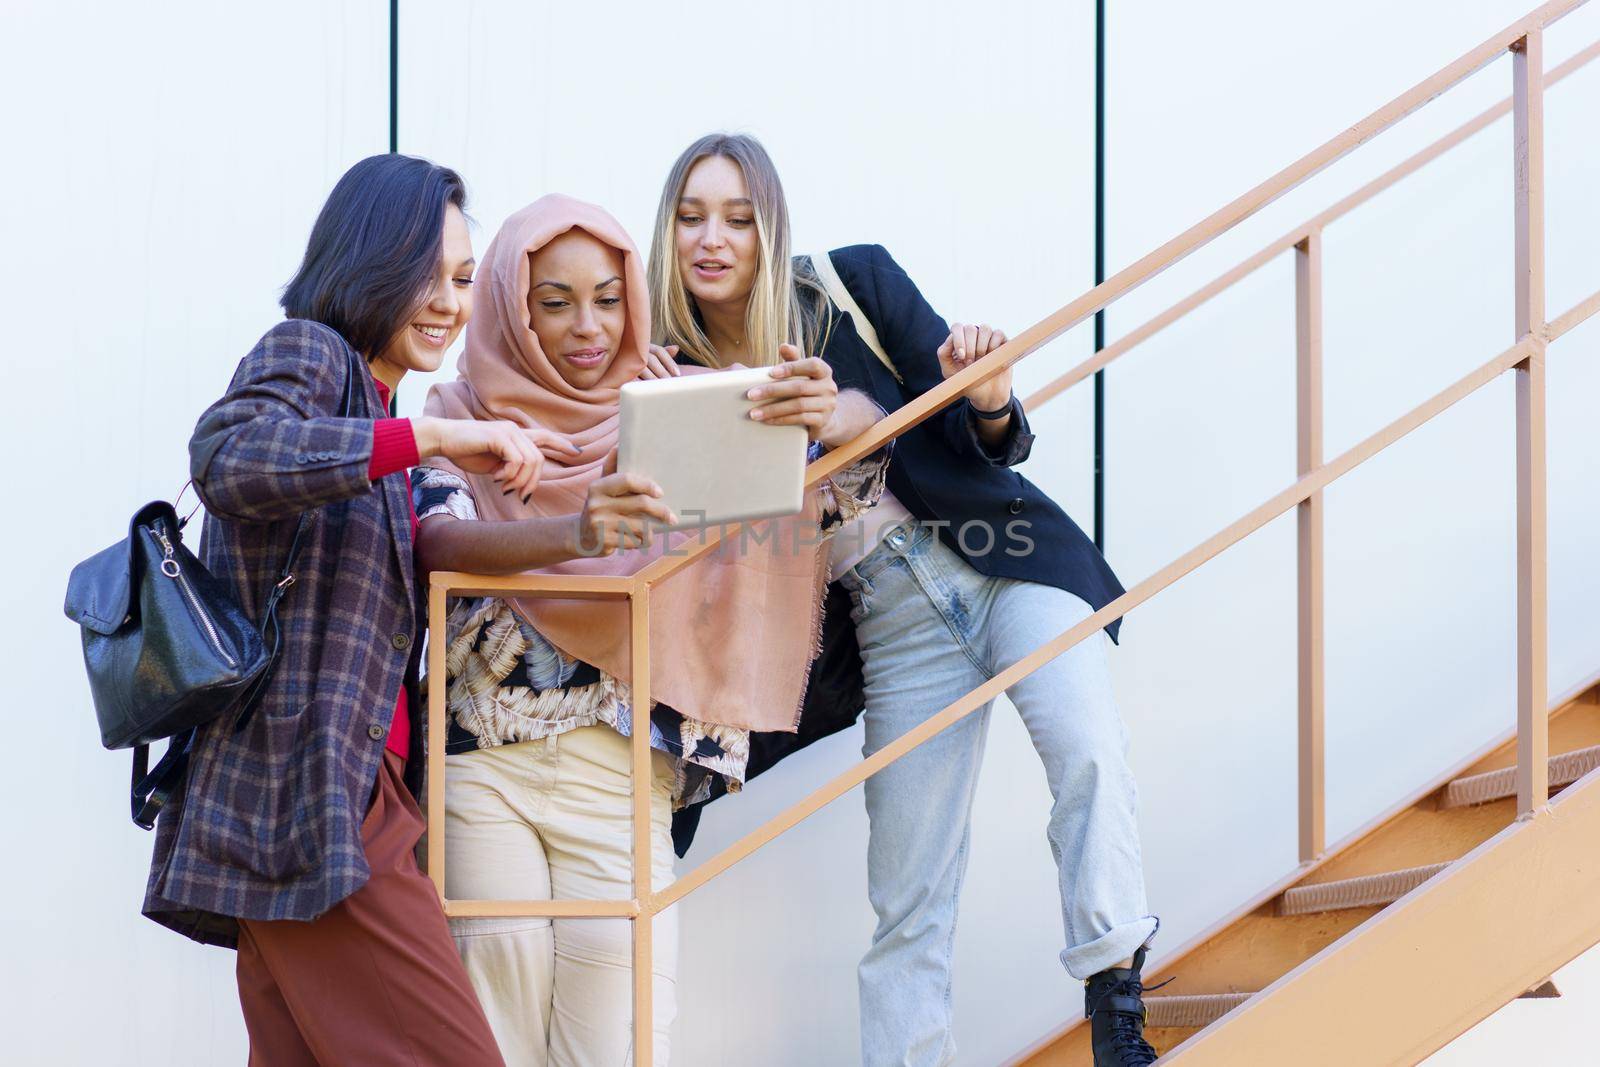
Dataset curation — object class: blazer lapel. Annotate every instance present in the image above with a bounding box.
[357,365,418,608]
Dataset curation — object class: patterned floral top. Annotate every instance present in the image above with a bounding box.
[416,439,891,807]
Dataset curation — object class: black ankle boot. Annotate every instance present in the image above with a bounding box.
[1084,946,1159,1066]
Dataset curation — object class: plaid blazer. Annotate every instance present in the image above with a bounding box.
[143,320,422,947]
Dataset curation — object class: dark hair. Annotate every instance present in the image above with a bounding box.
[281,154,468,357]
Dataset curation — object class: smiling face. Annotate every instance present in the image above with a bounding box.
[674,155,760,315]
[371,202,475,387]
[526,229,628,390]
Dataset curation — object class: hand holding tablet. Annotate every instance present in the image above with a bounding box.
[745,344,841,436]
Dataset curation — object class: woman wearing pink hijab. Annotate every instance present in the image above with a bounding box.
[415,194,887,1065]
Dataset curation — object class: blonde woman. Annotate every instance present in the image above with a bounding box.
[648,134,1160,1067]
[415,194,887,1066]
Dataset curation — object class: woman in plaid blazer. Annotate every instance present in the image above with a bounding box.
[140,155,561,1065]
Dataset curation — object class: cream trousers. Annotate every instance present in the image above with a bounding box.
[444,725,678,1067]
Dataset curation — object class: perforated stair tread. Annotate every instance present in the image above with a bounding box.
[1440,743,1600,809]
[1144,992,1253,1030]
[1146,980,1558,1030]
[1278,861,1451,916]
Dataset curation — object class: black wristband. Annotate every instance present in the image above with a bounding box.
[971,396,1014,420]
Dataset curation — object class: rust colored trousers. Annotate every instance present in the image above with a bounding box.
[235,751,505,1066]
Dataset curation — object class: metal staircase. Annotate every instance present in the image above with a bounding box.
[1012,689,1600,1062]
[986,4,1600,1058]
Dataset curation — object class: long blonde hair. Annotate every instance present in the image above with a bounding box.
[648,133,831,368]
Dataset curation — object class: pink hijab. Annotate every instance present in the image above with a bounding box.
[423,194,826,732]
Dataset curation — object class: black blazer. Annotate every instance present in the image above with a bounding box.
[671,244,1125,855]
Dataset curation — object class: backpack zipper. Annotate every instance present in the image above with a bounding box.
[154,525,236,668]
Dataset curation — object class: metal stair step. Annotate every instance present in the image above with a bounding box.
[1440,743,1600,809]
[1146,980,1558,1030]
[1271,746,1600,918]
[1278,862,1450,916]
[1144,992,1253,1030]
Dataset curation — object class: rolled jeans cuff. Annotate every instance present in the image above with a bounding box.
[1059,914,1160,980]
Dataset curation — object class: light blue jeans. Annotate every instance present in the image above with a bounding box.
[839,520,1157,1067]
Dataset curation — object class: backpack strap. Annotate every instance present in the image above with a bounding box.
[131,732,193,830]
[811,251,902,384]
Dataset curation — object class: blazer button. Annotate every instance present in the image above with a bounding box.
[295,453,309,464]
[391,632,411,651]
[368,724,386,741]
[1008,498,1026,515]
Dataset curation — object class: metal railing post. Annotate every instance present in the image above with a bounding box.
[426,579,449,898]
[630,580,655,1066]
[1513,30,1550,815]
[1296,231,1326,862]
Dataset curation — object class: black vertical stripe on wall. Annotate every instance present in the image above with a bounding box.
[388,0,399,417]
[389,0,399,155]
[1093,0,1106,552]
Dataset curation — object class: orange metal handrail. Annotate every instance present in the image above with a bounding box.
[650,333,1543,912]
[423,4,1598,1062]
[1021,36,1600,414]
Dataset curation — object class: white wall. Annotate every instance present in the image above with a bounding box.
[4,0,1596,1063]
[1,3,386,1064]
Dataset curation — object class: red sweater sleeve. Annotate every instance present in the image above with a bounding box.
[369,418,420,481]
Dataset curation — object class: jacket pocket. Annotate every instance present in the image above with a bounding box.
[197,706,320,881]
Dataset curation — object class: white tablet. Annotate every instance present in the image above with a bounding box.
[618,366,808,531]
